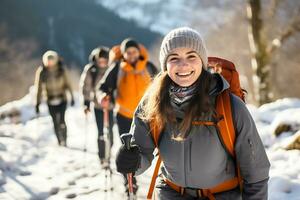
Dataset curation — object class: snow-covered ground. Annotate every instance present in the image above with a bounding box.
[247,98,300,200]
[0,90,155,200]
[1,91,300,199]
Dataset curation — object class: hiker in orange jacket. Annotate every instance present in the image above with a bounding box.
[97,38,158,196]
[115,27,270,200]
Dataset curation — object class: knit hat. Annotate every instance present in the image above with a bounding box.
[120,38,140,54]
[88,46,109,63]
[89,48,99,62]
[42,50,59,66]
[159,27,208,71]
[97,46,110,59]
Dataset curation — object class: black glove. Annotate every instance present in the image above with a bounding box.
[70,99,75,106]
[35,104,40,114]
[116,144,140,174]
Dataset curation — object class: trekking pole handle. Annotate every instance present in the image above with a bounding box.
[120,133,132,150]
[120,133,135,198]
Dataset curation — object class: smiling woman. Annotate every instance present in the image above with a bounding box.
[166,48,203,87]
[115,27,270,200]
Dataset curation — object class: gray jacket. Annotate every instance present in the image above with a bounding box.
[130,74,270,200]
[80,63,108,109]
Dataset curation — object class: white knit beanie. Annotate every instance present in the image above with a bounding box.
[159,27,208,71]
[42,50,59,66]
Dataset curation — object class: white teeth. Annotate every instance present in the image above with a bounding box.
[177,72,193,76]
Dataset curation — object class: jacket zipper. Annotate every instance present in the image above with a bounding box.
[248,138,255,160]
[183,140,187,186]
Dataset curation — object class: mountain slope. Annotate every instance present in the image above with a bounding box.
[97,0,242,34]
[0,0,161,66]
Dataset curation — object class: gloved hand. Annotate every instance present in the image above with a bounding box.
[70,99,75,106]
[100,95,110,110]
[116,136,140,174]
[84,100,90,114]
[35,104,40,115]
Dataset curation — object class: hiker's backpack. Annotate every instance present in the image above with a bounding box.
[108,44,148,66]
[147,57,245,200]
[208,57,245,102]
[108,43,158,77]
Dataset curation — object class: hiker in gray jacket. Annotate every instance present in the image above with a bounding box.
[115,27,270,200]
[80,46,114,165]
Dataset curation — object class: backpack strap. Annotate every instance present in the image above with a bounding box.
[147,155,162,200]
[216,90,243,190]
[150,120,162,147]
[147,120,162,200]
[215,90,236,157]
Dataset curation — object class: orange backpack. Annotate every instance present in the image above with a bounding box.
[208,57,245,101]
[108,44,148,66]
[147,57,245,200]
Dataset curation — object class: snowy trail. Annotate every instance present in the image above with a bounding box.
[1,96,300,199]
[0,105,153,200]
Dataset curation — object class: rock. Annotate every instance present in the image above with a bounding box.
[19,170,32,176]
[286,134,300,150]
[49,187,59,195]
[274,123,292,137]
[68,180,76,186]
[65,193,77,199]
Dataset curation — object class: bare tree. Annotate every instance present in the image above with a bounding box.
[247,0,300,105]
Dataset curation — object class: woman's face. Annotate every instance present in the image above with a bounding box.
[166,47,203,87]
[46,58,57,68]
[96,57,108,68]
[123,47,140,65]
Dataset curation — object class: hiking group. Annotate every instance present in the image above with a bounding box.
[34,27,270,200]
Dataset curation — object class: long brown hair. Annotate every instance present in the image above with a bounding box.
[139,69,215,141]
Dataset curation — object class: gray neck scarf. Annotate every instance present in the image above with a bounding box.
[169,82,197,105]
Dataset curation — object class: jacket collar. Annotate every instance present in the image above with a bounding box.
[170,73,229,119]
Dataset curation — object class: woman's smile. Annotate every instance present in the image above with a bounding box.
[176,71,195,78]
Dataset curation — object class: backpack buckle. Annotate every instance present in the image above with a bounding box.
[214,114,224,124]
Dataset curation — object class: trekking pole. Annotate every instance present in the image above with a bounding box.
[103,108,111,164]
[82,112,89,172]
[103,108,113,192]
[120,133,135,200]
[35,112,40,148]
[84,113,88,152]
